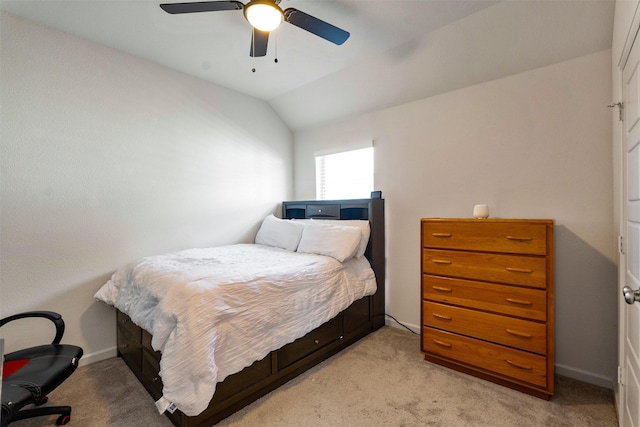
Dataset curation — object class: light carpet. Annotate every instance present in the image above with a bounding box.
[11,326,617,426]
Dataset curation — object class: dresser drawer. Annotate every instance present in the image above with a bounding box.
[423,249,547,288]
[423,301,546,354]
[422,327,547,388]
[422,275,547,321]
[422,220,549,255]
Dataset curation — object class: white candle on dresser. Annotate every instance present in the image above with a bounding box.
[473,204,489,219]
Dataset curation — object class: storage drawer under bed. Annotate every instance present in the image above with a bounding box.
[117,323,142,371]
[117,311,345,407]
[141,344,163,399]
[117,311,142,371]
[277,315,344,370]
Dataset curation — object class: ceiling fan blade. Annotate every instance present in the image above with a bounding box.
[283,8,349,46]
[160,1,244,14]
[250,29,269,57]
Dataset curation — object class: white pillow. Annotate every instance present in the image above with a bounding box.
[296,222,362,262]
[255,214,304,251]
[294,219,371,258]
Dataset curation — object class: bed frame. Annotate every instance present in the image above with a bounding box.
[115,197,385,427]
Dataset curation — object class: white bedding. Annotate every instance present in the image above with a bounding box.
[94,243,376,416]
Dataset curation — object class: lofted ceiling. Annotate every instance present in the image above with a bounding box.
[1,0,614,131]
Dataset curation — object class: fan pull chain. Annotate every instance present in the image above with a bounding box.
[251,27,257,72]
[274,29,278,64]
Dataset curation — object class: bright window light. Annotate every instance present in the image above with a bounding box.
[315,147,374,200]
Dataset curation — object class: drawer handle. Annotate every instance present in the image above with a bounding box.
[505,359,533,370]
[432,259,452,265]
[506,267,533,274]
[431,233,452,238]
[432,339,452,348]
[432,286,453,293]
[432,313,452,320]
[506,236,534,242]
[505,297,533,306]
[314,339,320,344]
[505,329,533,338]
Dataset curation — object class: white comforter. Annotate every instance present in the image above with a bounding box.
[94,244,376,416]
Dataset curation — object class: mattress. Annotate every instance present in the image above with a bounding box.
[94,243,376,416]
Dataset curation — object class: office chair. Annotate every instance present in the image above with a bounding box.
[1,311,83,426]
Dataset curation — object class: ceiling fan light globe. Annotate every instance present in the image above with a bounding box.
[244,2,283,32]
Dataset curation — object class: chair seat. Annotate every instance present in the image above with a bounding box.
[2,344,83,417]
[1,311,83,426]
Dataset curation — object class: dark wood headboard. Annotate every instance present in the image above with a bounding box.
[282,198,385,330]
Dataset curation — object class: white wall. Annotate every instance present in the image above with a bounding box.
[0,13,293,364]
[294,50,616,388]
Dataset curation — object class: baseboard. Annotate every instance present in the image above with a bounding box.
[555,363,615,390]
[78,346,117,366]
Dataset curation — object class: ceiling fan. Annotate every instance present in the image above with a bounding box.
[159,0,350,58]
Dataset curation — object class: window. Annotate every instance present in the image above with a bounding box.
[315,146,374,200]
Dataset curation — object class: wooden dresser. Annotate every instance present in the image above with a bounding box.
[420,218,554,399]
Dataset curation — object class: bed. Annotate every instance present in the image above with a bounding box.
[95,197,385,427]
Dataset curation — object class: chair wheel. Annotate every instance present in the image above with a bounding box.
[56,414,70,425]
[35,396,49,406]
